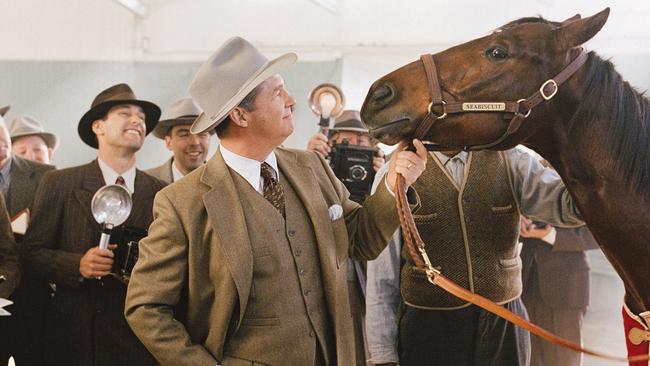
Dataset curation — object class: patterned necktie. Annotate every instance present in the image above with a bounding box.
[260,162,285,217]
[115,176,126,186]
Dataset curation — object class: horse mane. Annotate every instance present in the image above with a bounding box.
[571,52,650,195]
[495,17,650,195]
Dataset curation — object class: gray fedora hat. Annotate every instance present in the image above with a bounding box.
[189,36,297,134]
[330,110,369,134]
[152,98,206,139]
[9,114,60,151]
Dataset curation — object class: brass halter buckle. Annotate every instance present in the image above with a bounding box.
[540,79,559,100]
[428,100,447,119]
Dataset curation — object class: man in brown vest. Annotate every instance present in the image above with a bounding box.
[146,97,213,184]
[125,36,427,366]
[21,83,166,366]
[366,149,584,366]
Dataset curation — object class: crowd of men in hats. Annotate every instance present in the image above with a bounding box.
[0,35,595,366]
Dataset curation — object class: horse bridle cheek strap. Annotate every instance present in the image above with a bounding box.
[414,50,590,151]
[396,49,649,362]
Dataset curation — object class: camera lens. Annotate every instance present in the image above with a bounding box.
[348,165,368,182]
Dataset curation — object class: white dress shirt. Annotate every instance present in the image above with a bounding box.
[97,158,136,194]
[171,159,185,183]
[219,145,279,193]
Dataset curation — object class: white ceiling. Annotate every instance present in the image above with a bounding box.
[1,0,649,62]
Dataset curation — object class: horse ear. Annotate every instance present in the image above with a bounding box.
[560,14,581,25]
[553,8,609,50]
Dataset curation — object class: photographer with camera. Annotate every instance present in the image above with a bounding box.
[306,109,385,366]
[307,110,385,203]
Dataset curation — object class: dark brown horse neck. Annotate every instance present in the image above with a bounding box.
[524,52,650,315]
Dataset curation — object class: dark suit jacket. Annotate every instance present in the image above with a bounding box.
[21,160,166,366]
[521,226,600,309]
[0,194,18,298]
[145,157,174,184]
[125,148,414,365]
[5,155,54,219]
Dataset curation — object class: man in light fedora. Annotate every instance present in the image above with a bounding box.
[125,36,428,366]
[146,97,213,184]
[21,83,165,366]
[9,114,59,165]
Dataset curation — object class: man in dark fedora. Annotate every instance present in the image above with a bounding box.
[125,36,428,366]
[0,106,54,366]
[146,97,212,184]
[307,109,387,365]
[9,114,59,165]
[308,109,385,174]
[21,83,166,366]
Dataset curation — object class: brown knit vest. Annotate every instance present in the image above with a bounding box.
[223,169,334,365]
[400,151,522,309]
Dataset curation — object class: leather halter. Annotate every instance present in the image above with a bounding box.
[395,49,650,362]
[414,50,589,151]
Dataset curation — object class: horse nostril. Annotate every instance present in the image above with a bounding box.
[371,84,394,104]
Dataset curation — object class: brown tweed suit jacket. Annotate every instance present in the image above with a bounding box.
[145,157,174,184]
[0,194,18,298]
[5,155,54,218]
[21,160,166,366]
[125,147,415,366]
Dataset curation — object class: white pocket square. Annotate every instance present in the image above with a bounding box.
[328,204,343,221]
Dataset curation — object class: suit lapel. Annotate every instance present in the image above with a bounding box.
[7,157,35,216]
[165,158,174,183]
[128,170,157,228]
[73,160,106,226]
[276,149,338,269]
[201,149,253,322]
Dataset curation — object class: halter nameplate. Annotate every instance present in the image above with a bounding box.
[461,102,506,112]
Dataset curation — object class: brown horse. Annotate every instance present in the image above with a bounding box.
[361,7,650,326]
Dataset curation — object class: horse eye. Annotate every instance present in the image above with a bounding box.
[486,47,509,60]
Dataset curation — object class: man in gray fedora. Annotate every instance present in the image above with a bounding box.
[21,83,165,366]
[146,97,212,184]
[9,114,59,165]
[125,36,428,366]
[0,106,54,366]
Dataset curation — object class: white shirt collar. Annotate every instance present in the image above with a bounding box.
[97,158,137,194]
[219,144,278,193]
[433,151,469,165]
[171,158,185,182]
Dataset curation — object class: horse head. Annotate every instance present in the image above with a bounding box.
[361,8,610,150]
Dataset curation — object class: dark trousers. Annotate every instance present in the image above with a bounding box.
[44,279,156,366]
[0,281,51,366]
[399,298,531,366]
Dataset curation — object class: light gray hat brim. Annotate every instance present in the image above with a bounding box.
[191,52,297,134]
[152,117,197,139]
[11,131,60,151]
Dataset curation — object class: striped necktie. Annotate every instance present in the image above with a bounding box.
[115,176,126,186]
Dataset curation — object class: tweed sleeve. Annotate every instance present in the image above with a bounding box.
[125,190,216,366]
